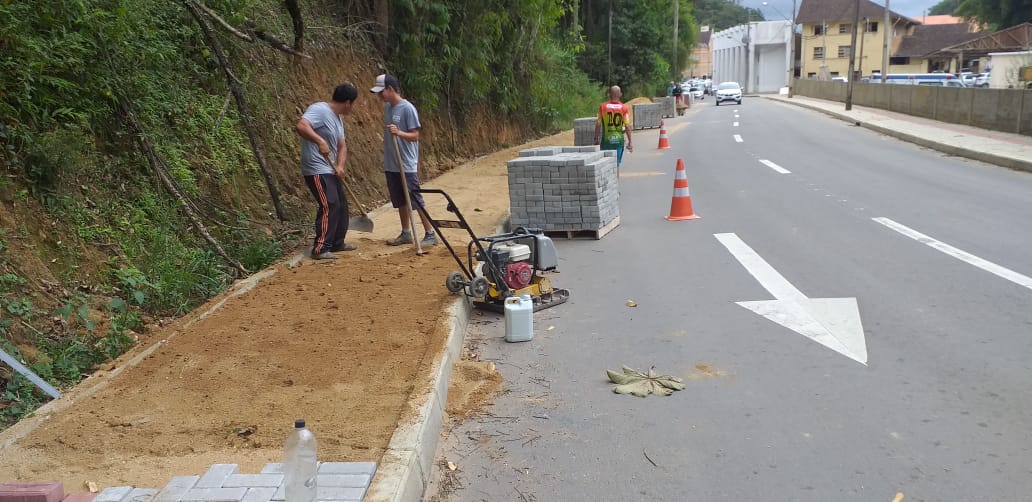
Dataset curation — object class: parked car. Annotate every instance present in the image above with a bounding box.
[831,76,848,83]
[714,82,742,106]
[689,86,704,101]
[975,72,990,87]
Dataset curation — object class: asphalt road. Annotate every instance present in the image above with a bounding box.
[429,97,1032,501]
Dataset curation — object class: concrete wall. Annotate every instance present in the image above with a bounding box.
[792,79,1031,135]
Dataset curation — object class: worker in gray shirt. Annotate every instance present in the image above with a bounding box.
[370,74,437,247]
[295,83,358,259]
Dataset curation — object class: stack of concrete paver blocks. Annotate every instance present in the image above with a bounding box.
[654,96,676,118]
[507,146,620,238]
[631,103,662,130]
[76,462,376,502]
[573,117,597,146]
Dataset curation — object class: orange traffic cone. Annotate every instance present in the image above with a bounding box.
[665,159,700,221]
[657,120,671,150]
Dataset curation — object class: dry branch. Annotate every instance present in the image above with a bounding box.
[183,0,287,221]
[194,1,252,41]
[193,0,312,59]
[117,99,248,276]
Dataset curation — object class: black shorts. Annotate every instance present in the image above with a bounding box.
[385,171,425,209]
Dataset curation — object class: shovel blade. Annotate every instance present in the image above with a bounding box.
[349,215,374,233]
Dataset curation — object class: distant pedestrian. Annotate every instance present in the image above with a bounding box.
[295,83,358,260]
[593,85,633,169]
[672,82,684,105]
[370,74,437,247]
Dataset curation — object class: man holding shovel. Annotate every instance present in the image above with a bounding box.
[371,73,437,248]
[295,83,358,259]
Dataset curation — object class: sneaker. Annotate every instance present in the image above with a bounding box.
[332,243,357,252]
[386,232,413,246]
[420,233,438,247]
[313,251,338,260]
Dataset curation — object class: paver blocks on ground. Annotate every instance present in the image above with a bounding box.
[92,462,375,502]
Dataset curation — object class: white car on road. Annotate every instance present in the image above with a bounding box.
[714,82,742,106]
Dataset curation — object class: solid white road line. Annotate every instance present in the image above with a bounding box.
[759,159,791,174]
[733,121,740,127]
[734,134,743,143]
[873,217,1032,291]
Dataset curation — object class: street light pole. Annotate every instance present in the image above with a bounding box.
[845,0,860,110]
[881,0,890,82]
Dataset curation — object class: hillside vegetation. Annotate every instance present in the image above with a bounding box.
[0,0,697,426]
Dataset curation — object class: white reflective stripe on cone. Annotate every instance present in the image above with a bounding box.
[674,169,687,179]
[672,187,691,197]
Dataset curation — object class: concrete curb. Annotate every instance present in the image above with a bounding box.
[363,297,472,502]
[766,97,1032,174]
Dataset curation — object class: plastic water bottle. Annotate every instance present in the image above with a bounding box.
[504,294,534,342]
[284,419,318,502]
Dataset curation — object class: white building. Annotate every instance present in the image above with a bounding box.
[712,20,793,93]
[988,51,1032,89]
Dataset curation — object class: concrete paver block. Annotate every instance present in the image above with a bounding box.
[123,489,157,502]
[315,475,369,488]
[239,488,275,502]
[258,464,284,475]
[94,487,132,502]
[153,476,199,502]
[196,465,240,489]
[220,475,283,489]
[178,488,246,502]
[0,482,65,502]
[315,486,365,501]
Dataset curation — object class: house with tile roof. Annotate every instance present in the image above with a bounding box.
[797,0,917,79]
[796,0,981,80]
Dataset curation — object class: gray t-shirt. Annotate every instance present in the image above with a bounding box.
[383,99,421,173]
[300,102,344,176]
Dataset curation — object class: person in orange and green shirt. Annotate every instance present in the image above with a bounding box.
[593,85,633,168]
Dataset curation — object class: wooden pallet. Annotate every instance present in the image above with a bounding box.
[544,216,620,240]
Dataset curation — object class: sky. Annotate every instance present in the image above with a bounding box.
[744,0,942,21]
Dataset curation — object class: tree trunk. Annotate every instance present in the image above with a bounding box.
[284,0,304,52]
[373,0,389,55]
[183,0,287,221]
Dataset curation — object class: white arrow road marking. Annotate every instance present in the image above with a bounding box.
[873,217,1032,291]
[759,159,791,174]
[734,134,744,142]
[715,233,868,365]
[733,121,740,127]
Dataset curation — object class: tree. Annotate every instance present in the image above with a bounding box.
[692,0,765,32]
[955,0,1032,30]
[575,0,698,95]
[929,0,961,15]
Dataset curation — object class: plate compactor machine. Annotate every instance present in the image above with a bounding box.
[417,188,570,312]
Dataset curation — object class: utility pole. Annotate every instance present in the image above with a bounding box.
[673,0,679,81]
[859,17,867,76]
[881,0,890,82]
[845,0,860,110]
[788,0,796,96]
[822,21,827,78]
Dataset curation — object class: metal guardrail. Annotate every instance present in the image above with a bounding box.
[0,346,61,398]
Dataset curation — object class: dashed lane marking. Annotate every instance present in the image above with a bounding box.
[759,159,791,174]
